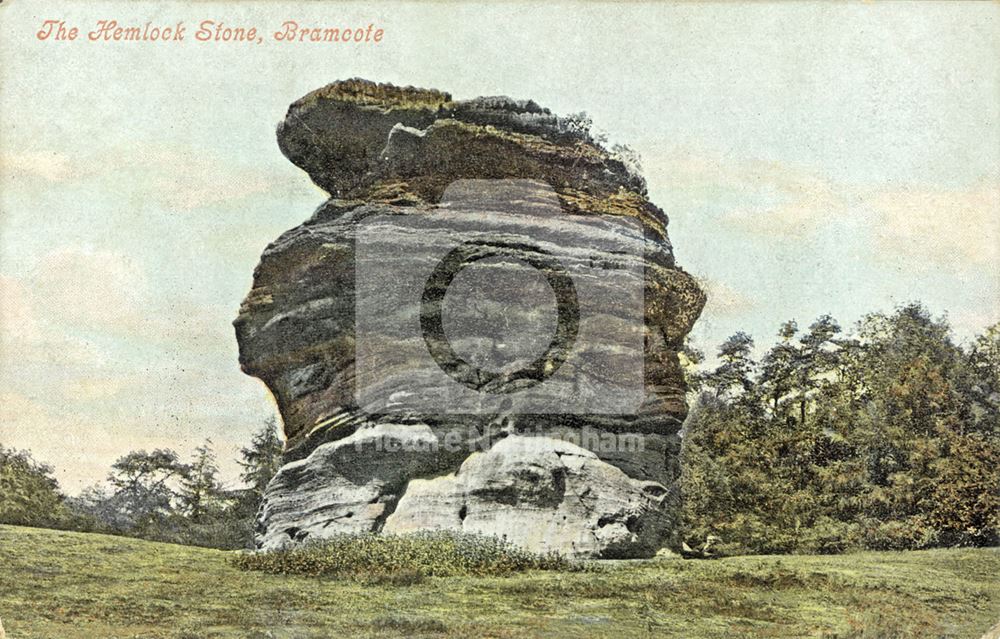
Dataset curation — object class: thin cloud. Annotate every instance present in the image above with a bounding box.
[696,276,758,317]
[0,151,83,182]
[866,178,1000,270]
[29,248,150,330]
[144,149,298,211]
[3,145,307,211]
[647,148,999,276]
[644,147,844,239]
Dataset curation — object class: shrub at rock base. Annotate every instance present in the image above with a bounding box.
[232,531,584,579]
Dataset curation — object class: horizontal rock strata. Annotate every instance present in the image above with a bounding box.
[236,79,704,558]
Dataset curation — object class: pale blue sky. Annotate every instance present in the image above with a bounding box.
[1,1,997,490]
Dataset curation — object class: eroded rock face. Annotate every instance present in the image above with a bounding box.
[383,436,673,558]
[236,79,704,558]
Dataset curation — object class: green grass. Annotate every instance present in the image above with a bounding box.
[0,524,997,639]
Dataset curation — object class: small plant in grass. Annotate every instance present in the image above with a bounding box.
[232,531,584,579]
[372,615,449,634]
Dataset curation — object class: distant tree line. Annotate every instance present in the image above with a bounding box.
[680,303,1000,555]
[0,418,282,549]
[3,303,998,556]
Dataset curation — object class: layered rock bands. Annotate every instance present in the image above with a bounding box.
[235,79,704,558]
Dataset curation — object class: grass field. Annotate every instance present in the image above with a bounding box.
[0,525,997,639]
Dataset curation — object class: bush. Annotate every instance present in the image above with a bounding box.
[861,518,939,551]
[0,446,73,529]
[232,531,580,579]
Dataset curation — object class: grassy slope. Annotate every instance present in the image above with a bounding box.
[0,525,997,639]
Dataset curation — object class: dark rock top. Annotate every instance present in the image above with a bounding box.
[275,78,663,234]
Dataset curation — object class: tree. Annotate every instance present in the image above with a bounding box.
[926,428,1000,547]
[106,448,189,532]
[681,304,1000,555]
[701,332,756,401]
[792,315,842,426]
[65,484,123,532]
[238,417,283,504]
[965,322,1000,432]
[7,431,284,550]
[179,441,223,523]
[0,446,69,527]
[759,320,799,414]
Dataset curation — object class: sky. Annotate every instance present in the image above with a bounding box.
[1,1,997,492]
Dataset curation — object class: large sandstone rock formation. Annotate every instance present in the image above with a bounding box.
[235,79,704,558]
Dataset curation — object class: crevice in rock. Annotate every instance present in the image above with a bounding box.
[551,467,567,500]
[551,455,602,548]
[625,515,641,534]
[370,484,406,533]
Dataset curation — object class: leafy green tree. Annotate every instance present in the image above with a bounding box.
[965,322,1000,432]
[179,441,223,523]
[927,429,1000,546]
[759,320,798,414]
[0,446,69,527]
[238,417,283,505]
[106,448,189,532]
[9,425,286,550]
[681,303,1000,555]
[65,484,122,532]
[792,315,842,427]
[701,332,756,401]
